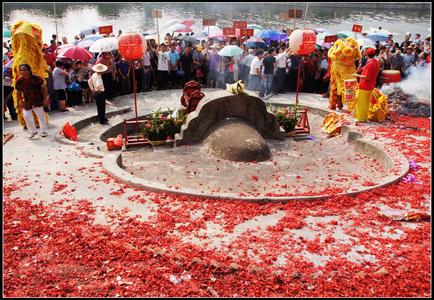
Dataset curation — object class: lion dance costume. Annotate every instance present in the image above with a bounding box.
[327,37,361,110]
[11,20,49,128]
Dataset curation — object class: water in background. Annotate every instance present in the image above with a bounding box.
[3,2,431,44]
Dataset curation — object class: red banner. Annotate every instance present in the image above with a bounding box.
[288,9,303,18]
[98,25,113,35]
[152,9,162,18]
[233,21,247,29]
[202,19,216,26]
[324,35,338,43]
[223,28,236,36]
[239,28,254,37]
[352,24,363,33]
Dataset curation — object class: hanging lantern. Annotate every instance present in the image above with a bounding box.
[289,29,317,56]
[118,32,147,60]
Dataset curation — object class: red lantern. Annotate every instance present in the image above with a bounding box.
[289,29,316,56]
[118,32,147,60]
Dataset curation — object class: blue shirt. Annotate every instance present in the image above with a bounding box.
[166,50,180,66]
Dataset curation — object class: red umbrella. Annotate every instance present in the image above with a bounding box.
[180,20,195,27]
[56,45,93,61]
[176,26,194,33]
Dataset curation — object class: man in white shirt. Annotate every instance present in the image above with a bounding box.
[241,49,255,86]
[157,43,170,90]
[275,47,288,94]
[88,64,108,124]
[248,50,264,91]
[413,34,423,47]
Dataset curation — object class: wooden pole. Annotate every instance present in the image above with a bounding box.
[296,56,301,105]
[132,60,139,133]
[156,16,160,45]
[53,3,59,42]
[304,3,309,28]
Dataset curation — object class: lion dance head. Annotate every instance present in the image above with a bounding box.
[11,20,49,127]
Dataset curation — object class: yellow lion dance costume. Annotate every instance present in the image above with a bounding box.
[11,20,49,128]
[328,37,361,110]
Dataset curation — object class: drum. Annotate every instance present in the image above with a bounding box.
[380,70,401,84]
[344,79,357,90]
[343,91,355,102]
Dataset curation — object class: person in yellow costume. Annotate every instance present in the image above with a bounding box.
[327,37,362,110]
[353,48,381,122]
[11,20,49,128]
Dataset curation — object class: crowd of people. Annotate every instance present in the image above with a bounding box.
[3,28,431,129]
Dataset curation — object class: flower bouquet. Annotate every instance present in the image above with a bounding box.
[141,108,186,145]
[273,104,302,133]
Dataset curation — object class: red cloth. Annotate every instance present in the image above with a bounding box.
[359,58,380,90]
[427,55,431,64]
[44,52,56,68]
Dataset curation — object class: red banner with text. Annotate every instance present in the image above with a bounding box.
[223,28,236,36]
[98,25,113,35]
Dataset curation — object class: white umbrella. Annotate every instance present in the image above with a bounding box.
[77,39,95,48]
[316,32,333,48]
[218,45,243,57]
[144,34,158,40]
[163,23,187,34]
[357,38,376,50]
[83,34,103,42]
[89,37,118,53]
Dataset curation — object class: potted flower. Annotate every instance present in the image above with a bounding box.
[141,108,186,145]
[274,104,302,133]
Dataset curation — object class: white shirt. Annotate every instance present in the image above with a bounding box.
[250,56,261,75]
[88,72,105,92]
[233,55,240,71]
[157,51,169,71]
[320,58,329,70]
[275,52,288,68]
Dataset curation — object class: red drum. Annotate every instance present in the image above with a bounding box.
[380,70,401,83]
[344,93,355,101]
[344,79,357,90]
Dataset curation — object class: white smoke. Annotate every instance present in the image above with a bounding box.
[396,65,431,101]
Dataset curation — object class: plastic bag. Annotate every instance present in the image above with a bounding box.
[63,122,78,141]
[114,134,123,147]
[68,82,82,92]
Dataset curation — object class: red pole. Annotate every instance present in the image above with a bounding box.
[132,60,139,133]
[296,55,301,105]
